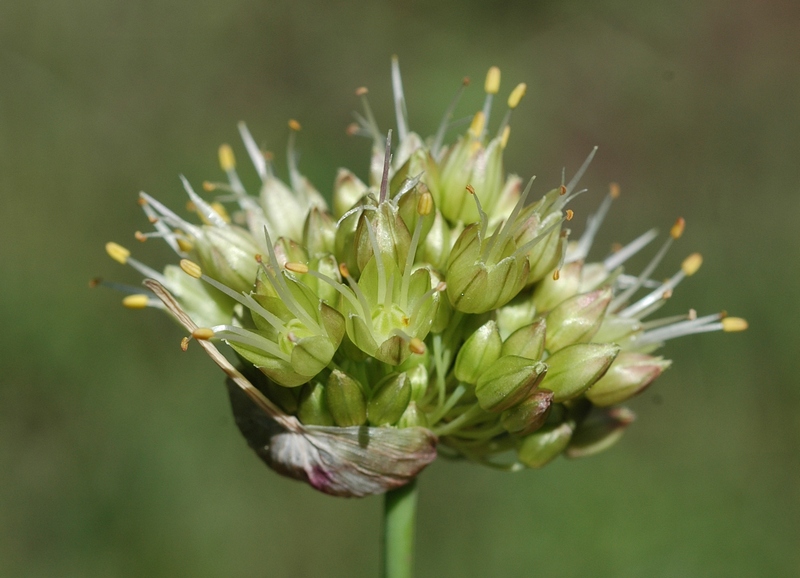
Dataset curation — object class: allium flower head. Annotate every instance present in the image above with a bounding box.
[100,58,746,497]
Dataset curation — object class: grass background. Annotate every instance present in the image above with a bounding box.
[1,1,798,576]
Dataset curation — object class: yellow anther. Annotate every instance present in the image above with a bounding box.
[552,269,561,281]
[176,238,194,253]
[106,242,130,264]
[500,125,511,149]
[202,181,216,192]
[147,215,158,224]
[559,185,567,195]
[722,317,748,332]
[469,111,485,138]
[339,262,351,278]
[218,144,235,171]
[462,76,471,87]
[288,119,302,131]
[134,231,147,242]
[662,289,673,299]
[122,294,150,309]
[346,123,360,136]
[565,209,574,221]
[355,86,368,96]
[180,336,190,351]
[688,308,697,320]
[192,327,215,340]
[609,182,621,199]
[180,259,202,279]
[681,253,703,276]
[137,197,147,207]
[670,217,686,239]
[484,66,501,94]
[285,262,309,274]
[507,82,527,109]
[465,184,476,195]
[417,190,434,216]
[409,337,426,355]
[211,201,231,223]
[186,201,197,213]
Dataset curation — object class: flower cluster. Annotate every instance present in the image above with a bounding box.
[101,60,746,496]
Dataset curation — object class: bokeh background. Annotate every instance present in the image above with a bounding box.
[1,1,798,576]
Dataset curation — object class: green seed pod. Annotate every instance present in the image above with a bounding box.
[454,320,503,384]
[367,372,412,426]
[545,287,613,352]
[475,356,547,413]
[297,381,334,426]
[501,318,546,361]
[303,207,336,257]
[501,389,553,435]
[541,343,620,402]
[418,209,451,270]
[326,369,367,427]
[586,352,671,406]
[517,422,573,468]
[566,407,635,458]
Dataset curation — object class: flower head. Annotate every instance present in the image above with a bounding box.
[99,60,746,496]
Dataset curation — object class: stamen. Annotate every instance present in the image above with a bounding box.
[391,55,409,142]
[467,184,490,241]
[722,317,748,332]
[139,200,184,254]
[495,82,526,140]
[211,324,291,362]
[286,120,305,201]
[192,327,215,340]
[603,228,659,271]
[635,312,726,345]
[610,217,685,312]
[500,125,511,149]
[409,337,426,355]
[339,263,375,331]
[355,86,382,145]
[180,175,228,228]
[567,183,618,263]
[180,259,203,279]
[218,144,235,172]
[562,146,598,199]
[480,66,500,139]
[106,242,130,264]
[285,262,309,274]
[237,122,268,180]
[468,111,485,139]
[484,176,535,263]
[138,193,201,237]
[401,203,426,308]
[302,266,364,314]
[432,76,470,158]
[619,253,703,318]
[122,294,150,309]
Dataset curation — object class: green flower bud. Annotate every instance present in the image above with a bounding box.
[332,168,368,219]
[405,363,430,402]
[418,209,451,270]
[566,407,635,458]
[531,261,583,312]
[454,320,503,384]
[355,202,411,274]
[517,422,573,468]
[586,352,671,406]
[489,174,523,226]
[545,287,612,352]
[541,343,619,402]
[368,372,412,426]
[445,223,529,314]
[501,389,553,435]
[326,369,367,427]
[495,295,537,339]
[193,225,260,293]
[297,381,335,426]
[475,356,547,413]
[501,319,546,361]
[397,401,429,428]
[260,176,305,241]
[303,207,336,257]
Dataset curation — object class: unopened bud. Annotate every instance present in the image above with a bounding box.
[566,407,635,458]
[454,320,503,384]
[475,357,547,413]
[541,343,619,402]
[397,401,429,428]
[545,287,613,352]
[297,381,335,427]
[332,168,368,219]
[586,352,671,406]
[517,422,573,468]
[325,370,368,427]
[501,389,553,435]
[501,318,546,361]
[367,373,412,426]
[531,261,583,312]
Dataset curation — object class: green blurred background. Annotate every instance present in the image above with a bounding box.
[1,1,798,576]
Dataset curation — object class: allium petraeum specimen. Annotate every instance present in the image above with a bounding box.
[100,60,747,497]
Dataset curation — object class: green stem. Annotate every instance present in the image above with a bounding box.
[382,479,418,578]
